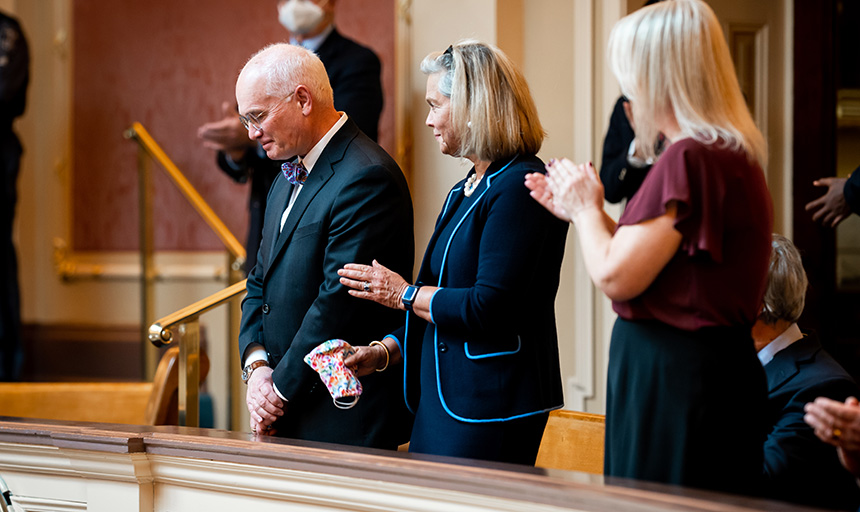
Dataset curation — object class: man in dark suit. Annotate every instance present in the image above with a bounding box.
[754,234,860,509]
[0,11,27,382]
[236,43,413,448]
[198,0,383,274]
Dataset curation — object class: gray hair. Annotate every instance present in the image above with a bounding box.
[760,234,808,325]
[420,47,454,97]
[244,43,334,108]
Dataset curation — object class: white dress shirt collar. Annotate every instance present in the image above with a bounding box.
[290,24,334,52]
[280,112,348,232]
[758,322,804,366]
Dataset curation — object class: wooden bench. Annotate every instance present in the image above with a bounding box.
[535,409,605,474]
[0,346,209,425]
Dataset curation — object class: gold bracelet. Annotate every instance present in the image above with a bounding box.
[369,340,389,372]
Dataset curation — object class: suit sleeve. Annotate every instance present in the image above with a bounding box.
[427,169,567,335]
[331,50,383,141]
[763,377,859,500]
[271,164,412,399]
[599,97,649,204]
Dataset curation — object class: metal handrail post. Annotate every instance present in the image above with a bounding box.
[137,146,157,380]
[178,321,201,427]
[228,255,244,430]
[149,279,246,426]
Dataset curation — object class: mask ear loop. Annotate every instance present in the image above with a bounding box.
[334,395,360,410]
[333,345,360,409]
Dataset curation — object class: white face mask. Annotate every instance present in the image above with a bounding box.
[278,0,326,35]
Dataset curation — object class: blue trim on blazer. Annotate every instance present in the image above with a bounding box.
[436,157,516,286]
[383,333,402,356]
[465,336,522,360]
[402,311,415,414]
[433,325,559,423]
[428,288,442,324]
[441,186,460,218]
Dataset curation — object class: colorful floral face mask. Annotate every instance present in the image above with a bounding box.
[304,339,362,409]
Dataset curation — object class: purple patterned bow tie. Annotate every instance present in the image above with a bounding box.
[282,161,308,185]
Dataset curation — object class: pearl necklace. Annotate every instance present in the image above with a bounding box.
[463,172,484,197]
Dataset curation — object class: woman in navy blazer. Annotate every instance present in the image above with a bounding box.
[338,40,568,465]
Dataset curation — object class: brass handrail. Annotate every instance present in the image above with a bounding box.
[125,121,247,427]
[124,122,246,264]
[148,279,247,427]
[149,280,247,346]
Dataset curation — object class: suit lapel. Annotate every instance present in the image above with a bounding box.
[264,178,293,264]
[765,334,820,393]
[416,185,464,283]
[263,120,356,283]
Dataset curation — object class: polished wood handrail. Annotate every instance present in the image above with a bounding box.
[124,122,246,264]
[149,280,247,346]
[0,418,814,512]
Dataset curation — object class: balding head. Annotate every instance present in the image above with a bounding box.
[235,43,338,160]
[239,43,334,109]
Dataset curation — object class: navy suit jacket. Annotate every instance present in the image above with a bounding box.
[388,155,568,422]
[238,119,414,448]
[762,332,860,509]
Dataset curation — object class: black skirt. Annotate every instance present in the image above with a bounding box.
[605,318,768,496]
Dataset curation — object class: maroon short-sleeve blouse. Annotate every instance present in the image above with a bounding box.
[612,137,773,331]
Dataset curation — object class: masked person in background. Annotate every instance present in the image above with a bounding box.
[198,0,383,274]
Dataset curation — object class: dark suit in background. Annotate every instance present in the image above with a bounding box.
[0,12,27,381]
[218,28,383,273]
[599,97,651,204]
[762,332,860,510]
[238,118,413,448]
[844,165,860,214]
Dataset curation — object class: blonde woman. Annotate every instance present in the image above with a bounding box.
[527,0,772,494]
[339,40,568,464]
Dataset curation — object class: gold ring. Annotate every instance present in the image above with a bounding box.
[833,428,843,440]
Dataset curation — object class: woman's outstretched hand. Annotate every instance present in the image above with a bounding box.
[526,159,604,223]
[546,159,604,223]
[338,259,409,310]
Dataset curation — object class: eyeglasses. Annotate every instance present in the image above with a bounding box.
[238,90,297,133]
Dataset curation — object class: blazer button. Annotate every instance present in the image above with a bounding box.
[438,342,447,353]
[262,304,270,314]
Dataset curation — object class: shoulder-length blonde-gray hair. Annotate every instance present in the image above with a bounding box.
[608,0,767,167]
[420,39,544,163]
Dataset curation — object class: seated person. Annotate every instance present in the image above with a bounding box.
[755,234,860,509]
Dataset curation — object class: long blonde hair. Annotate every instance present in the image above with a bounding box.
[608,0,767,167]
